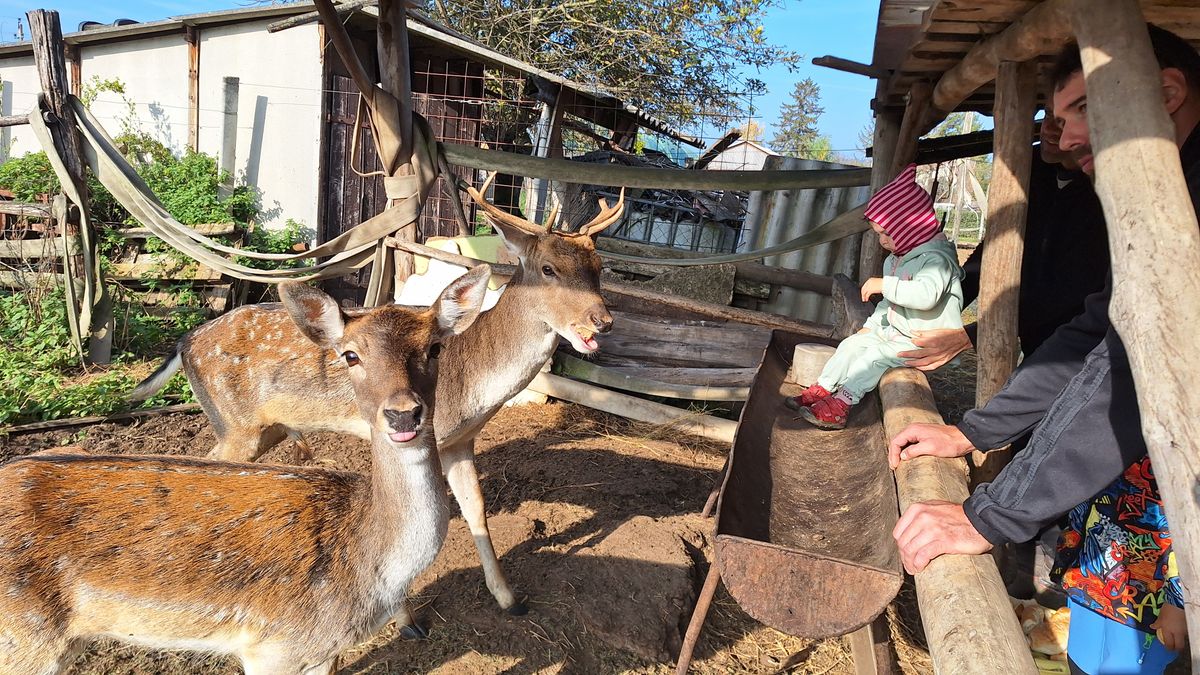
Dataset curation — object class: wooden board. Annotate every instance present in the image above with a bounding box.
[0,236,78,258]
[593,311,773,369]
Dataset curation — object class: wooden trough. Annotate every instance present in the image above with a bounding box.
[676,329,903,673]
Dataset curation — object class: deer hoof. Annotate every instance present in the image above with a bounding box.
[399,623,429,640]
[506,598,529,616]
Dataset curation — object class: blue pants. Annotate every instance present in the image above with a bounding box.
[815,328,916,404]
[1066,599,1178,674]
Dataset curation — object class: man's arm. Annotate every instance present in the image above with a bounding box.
[962,330,1147,545]
[955,274,1114,450]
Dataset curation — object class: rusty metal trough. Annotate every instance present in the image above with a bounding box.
[677,329,904,672]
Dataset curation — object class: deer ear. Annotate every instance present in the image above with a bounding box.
[279,281,345,349]
[489,217,539,258]
[432,264,490,337]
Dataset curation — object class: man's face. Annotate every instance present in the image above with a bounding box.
[1039,109,1079,170]
[1052,71,1093,175]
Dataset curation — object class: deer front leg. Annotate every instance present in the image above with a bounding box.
[441,439,527,615]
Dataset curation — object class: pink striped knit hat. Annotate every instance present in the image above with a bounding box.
[864,164,940,256]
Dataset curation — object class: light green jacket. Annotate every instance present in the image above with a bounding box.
[864,234,964,337]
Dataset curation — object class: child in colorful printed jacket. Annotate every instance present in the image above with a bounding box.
[787,164,964,430]
[1050,455,1188,674]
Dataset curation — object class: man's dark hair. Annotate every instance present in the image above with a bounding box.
[1050,24,1200,91]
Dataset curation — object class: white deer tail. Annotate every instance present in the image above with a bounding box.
[129,343,183,401]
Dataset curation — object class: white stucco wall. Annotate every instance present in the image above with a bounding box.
[82,34,191,155]
[0,21,322,230]
[0,55,43,161]
[197,22,322,229]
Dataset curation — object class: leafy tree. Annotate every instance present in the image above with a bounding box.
[419,0,799,122]
[769,78,824,156]
[737,120,764,142]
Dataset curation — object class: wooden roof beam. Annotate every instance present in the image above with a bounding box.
[812,55,886,78]
[920,0,1076,133]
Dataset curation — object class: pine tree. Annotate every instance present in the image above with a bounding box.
[770,78,825,156]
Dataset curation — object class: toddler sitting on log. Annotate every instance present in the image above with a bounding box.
[788,164,964,430]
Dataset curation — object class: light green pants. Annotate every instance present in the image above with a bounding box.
[815,329,917,404]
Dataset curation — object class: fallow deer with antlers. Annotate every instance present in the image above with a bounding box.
[0,267,490,674]
[129,179,625,634]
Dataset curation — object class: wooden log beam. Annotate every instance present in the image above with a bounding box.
[0,114,29,127]
[879,368,1037,675]
[1075,1,1200,662]
[266,0,378,33]
[812,55,886,79]
[0,236,78,258]
[440,142,872,191]
[923,0,1074,132]
[971,60,1037,486]
[527,371,737,443]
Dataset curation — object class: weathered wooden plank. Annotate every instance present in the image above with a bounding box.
[186,26,199,152]
[116,223,237,238]
[0,271,63,288]
[595,365,759,387]
[597,311,772,369]
[0,236,78,258]
[555,354,750,400]
[109,256,224,282]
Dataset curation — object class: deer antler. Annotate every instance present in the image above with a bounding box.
[464,172,625,238]
[572,188,626,238]
[464,172,544,235]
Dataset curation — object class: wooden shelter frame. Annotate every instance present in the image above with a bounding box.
[17,0,1200,672]
[816,0,1200,671]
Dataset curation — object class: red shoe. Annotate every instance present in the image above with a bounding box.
[784,384,833,410]
[798,396,850,430]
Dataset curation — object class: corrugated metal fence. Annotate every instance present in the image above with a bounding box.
[741,156,872,324]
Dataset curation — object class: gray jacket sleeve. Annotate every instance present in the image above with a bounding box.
[962,330,1146,545]
[954,276,1113,450]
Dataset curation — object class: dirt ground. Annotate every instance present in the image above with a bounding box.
[1,397,942,675]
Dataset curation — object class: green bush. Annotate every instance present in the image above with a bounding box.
[0,291,201,426]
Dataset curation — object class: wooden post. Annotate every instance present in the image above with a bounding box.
[378,0,415,294]
[65,43,79,97]
[880,368,1037,675]
[859,106,901,281]
[1074,1,1200,663]
[847,614,896,675]
[29,9,112,365]
[186,26,200,153]
[970,60,1036,486]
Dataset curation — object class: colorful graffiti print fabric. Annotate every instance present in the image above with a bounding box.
[1050,456,1184,633]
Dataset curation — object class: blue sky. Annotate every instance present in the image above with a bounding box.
[748,1,880,157]
[0,0,880,157]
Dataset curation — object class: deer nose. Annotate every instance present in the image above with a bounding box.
[590,310,613,334]
[384,405,423,432]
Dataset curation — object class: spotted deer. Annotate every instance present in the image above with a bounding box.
[1,268,490,675]
[129,180,624,632]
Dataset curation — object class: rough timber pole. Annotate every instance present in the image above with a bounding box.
[29,9,112,365]
[859,101,901,281]
[970,60,1036,485]
[378,0,416,293]
[861,83,929,280]
[1074,1,1200,663]
[880,368,1037,675]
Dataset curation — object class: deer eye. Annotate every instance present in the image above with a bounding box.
[343,351,360,366]
[541,265,557,278]
[427,343,442,360]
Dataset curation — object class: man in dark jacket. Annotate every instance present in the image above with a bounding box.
[887,24,1200,575]
[898,112,1109,371]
